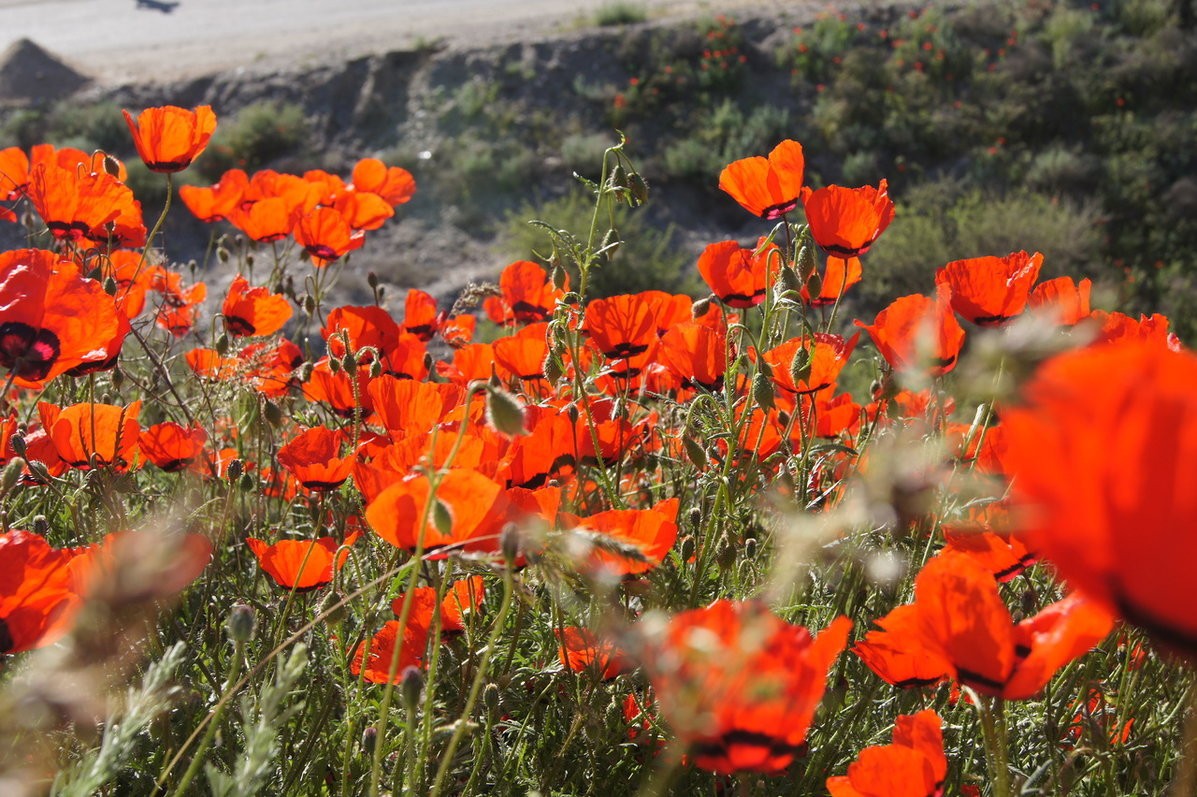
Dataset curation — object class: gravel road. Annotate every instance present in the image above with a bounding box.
[0,0,788,85]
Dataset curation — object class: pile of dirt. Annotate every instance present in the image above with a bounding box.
[0,38,90,107]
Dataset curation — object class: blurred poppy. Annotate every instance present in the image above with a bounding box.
[856,285,965,376]
[1027,276,1091,326]
[390,577,485,633]
[763,333,859,397]
[1085,311,1180,350]
[696,239,780,308]
[351,620,431,683]
[0,249,125,387]
[934,251,1043,326]
[647,600,850,774]
[246,531,361,590]
[179,168,248,223]
[139,421,208,472]
[222,275,292,337]
[942,503,1035,583]
[565,498,680,576]
[718,139,805,220]
[365,468,508,552]
[0,530,86,654]
[0,146,30,205]
[1002,340,1197,658]
[801,180,894,258]
[122,105,217,173]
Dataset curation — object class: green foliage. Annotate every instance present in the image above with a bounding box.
[44,102,131,154]
[593,1,646,27]
[196,101,308,180]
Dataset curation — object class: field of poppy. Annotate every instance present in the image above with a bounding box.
[1,77,1197,797]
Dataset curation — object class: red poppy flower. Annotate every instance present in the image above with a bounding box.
[323,305,400,361]
[801,180,895,258]
[1002,340,1197,658]
[122,105,217,173]
[565,498,680,576]
[302,359,374,418]
[332,190,394,231]
[389,577,485,633]
[351,619,431,683]
[493,322,551,384]
[763,333,859,397]
[826,710,946,797]
[854,552,1113,699]
[139,422,208,472]
[367,376,462,439]
[584,293,658,376]
[696,239,780,308]
[1085,311,1180,350]
[483,261,566,325]
[179,168,248,223]
[27,160,144,246]
[0,146,30,204]
[40,400,142,471]
[1027,276,1091,326]
[351,158,417,206]
[149,267,207,337]
[855,285,966,376]
[718,139,806,220]
[277,426,354,491]
[246,531,361,590]
[0,530,86,654]
[1062,689,1134,749]
[942,503,1035,583]
[557,626,629,679]
[658,321,727,391]
[0,249,125,387]
[934,251,1043,325]
[293,207,366,266]
[222,275,293,337]
[647,601,851,774]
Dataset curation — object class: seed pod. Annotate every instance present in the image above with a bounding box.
[628,173,650,206]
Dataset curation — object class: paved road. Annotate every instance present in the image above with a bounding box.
[0,0,783,85]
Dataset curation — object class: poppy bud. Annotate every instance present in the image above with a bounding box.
[483,682,500,714]
[779,265,804,297]
[797,242,817,282]
[26,460,50,484]
[303,295,317,316]
[103,276,118,296]
[682,435,707,469]
[318,591,347,626]
[500,522,521,565]
[215,333,230,356]
[1,461,24,496]
[432,499,454,537]
[369,359,383,379]
[715,533,737,570]
[789,345,813,386]
[111,368,124,389]
[744,537,758,559]
[692,296,713,318]
[628,172,650,206]
[9,435,25,457]
[752,373,775,411]
[543,354,565,387]
[551,264,568,292]
[342,351,358,371]
[679,534,696,562]
[226,458,244,481]
[103,154,121,178]
[328,357,342,375]
[297,362,314,383]
[361,726,377,756]
[367,271,380,289]
[757,359,774,379]
[401,666,424,705]
[805,270,823,298]
[245,253,254,268]
[239,472,256,492]
[486,385,528,436]
[217,246,231,263]
[263,401,283,427]
[687,507,702,528]
[226,603,257,643]
[611,164,628,190]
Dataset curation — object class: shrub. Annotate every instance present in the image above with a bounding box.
[196,101,308,180]
[593,2,646,27]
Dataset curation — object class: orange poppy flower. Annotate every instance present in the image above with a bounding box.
[139,422,208,472]
[696,239,780,308]
[565,498,680,576]
[323,305,400,361]
[351,158,417,206]
[763,333,859,397]
[854,552,1113,699]
[942,503,1035,583]
[150,267,207,338]
[483,261,566,325]
[367,376,462,439]
[0,249,124,387]
[1086,311,1180,350]
[365,468,508,552]
[332,190,394,231]
[0,530,86,654]
[302,359,374,418]
[294,206,366,266]
[40,400,141,471]
[246,531,361,590]
[27,160,144,246]
[222,275,293,337]
[801,180,895,258]
[179,168,248,223]
[493,323,551,384]
[1002,340,1197,658]
[647,601,851,774]
[826,710,946,797]
[855,285,966,376]
[1027,276,1091,326]
[657,321,727,392]
[500,413,576,489]
[934,251,1043,326]
[277,426,354,491]
[584,293,658,376]
[718,139,806,220]
[0,146,30,204]
[351,619,431,683]
[557,626,629,680]
[122,105,217,173]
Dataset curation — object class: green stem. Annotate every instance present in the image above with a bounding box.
[168,639,244,797]
[976,693,1012,797]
